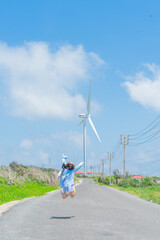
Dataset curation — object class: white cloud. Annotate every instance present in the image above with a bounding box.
[39,151,49,163]
[19,139,33,149]
[0,41,104,119]
[123,64,160,111]
[51,131,84,148]
[66,131,83,148]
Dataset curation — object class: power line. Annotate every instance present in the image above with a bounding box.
[140,146,160,154]
[127,158,160,166]
[113,146,121,158]
[106,115,160,176]
[112,138,121,157]
[129,129,160,146]
[129,114,160,137]
[114,149,123,161]
[130,123,160,141]
[127,152,160,162]
[111,138,121,154]
[130,121,160,140]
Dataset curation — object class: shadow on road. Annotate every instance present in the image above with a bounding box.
[50,216,75,219]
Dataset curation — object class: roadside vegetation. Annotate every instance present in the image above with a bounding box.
[75,174,89,178]
[92,174,160,204]
[0,162,59,205]
[113,177,160,204]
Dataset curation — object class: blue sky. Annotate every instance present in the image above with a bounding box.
[0,0,160,175]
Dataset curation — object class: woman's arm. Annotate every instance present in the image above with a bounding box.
[57,168,65,180]
[57,170,62,180]
[74,162,84,172]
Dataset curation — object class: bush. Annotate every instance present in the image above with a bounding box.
[118,177,154,188]
[97,176,103,183]
[75,174,82,178]
[152,176,160,181]
[9,162,20,171]
[0,163,58,186]
[75,174,89,178]
[140,177,154,187]
[118,179,130,188]
[96,176,115,185]
[103,177,109,185]
[118,178,140,188]
[113,169,120,184]
[131,178,140,187]
[0,176,9,185]
[16,167,26,177]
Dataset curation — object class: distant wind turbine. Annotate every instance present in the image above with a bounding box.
[79,82,101,175]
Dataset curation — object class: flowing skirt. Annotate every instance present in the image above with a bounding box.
[61,183,74,193]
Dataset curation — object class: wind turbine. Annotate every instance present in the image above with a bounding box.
[79,82,101,175]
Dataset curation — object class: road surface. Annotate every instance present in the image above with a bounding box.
[0,179,160,240]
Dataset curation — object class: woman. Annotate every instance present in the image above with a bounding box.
[59,161,84,199]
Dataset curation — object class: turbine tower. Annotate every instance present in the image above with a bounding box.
[79,82,101,175]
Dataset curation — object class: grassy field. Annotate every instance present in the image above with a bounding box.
[92,176,160,204]
[111,184,160,204]
[0,177,59,205]
[0,162,58,187]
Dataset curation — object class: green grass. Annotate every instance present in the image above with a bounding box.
[0,177,59,205]
[110,184,160,204]
[92,176,160,204]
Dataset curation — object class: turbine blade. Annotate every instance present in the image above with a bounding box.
[79,119,85,126]
[88,116,101,142]
[87,81,91,115]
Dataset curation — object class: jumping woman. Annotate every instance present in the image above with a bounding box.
[58,155,84,199]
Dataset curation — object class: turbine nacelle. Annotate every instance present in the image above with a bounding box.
[79,114,87,118]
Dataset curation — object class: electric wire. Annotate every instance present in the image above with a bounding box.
[127,152,160,162]
[130,121,160,141]
[127,158,160,166]
[140,146,160,154]
[112,138,121,154]
[130,121,160,140]
[129,114,160,137]
[114,144,121,156]
[129,129,160,146]
[114,149,123,161]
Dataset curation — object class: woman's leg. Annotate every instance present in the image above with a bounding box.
[69,185,76,198]
[69,191,76,198]
[61,193,69,199]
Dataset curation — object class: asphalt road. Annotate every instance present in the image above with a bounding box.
[0,179,160,240]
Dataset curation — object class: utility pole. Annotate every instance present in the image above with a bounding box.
[97,164,101,176]
[49,156,51,168]
[108,152,114,184]
[101,158,105,179]
[93,165,96,176]
[121,135,129,179]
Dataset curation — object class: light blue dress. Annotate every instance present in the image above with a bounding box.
[60,162,84,193]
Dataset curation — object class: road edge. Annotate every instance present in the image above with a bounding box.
[0,189,60,217]
[0,179,83,217]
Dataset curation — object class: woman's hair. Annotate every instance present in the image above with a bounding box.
[65,162,75,170]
